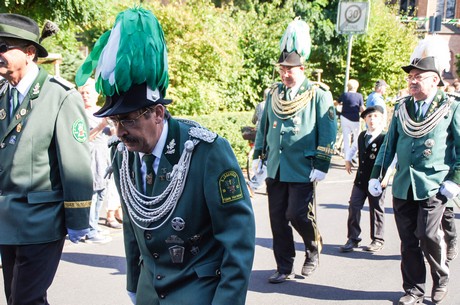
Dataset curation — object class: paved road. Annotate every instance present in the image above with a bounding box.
[1,156,459,305]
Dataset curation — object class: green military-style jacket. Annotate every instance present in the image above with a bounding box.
[254,79,337,182]
[112,118,255,305]
[371,90,460,200]
[0,68,93,244]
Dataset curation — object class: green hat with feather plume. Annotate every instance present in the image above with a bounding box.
[277,17,311,66]
[75,7,169,116]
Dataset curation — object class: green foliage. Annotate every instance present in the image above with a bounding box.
[3,0,420,114]
[457,54,460,77]
[180,112,254,168]
[143,0,245,116]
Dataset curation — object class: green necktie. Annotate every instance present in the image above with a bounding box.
[142,154,155,196]
[285,88,292,101]
[415,100,424,121]
[10,87,19,121]
[364,134,372,148]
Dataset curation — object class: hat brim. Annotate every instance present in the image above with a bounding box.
[94,83,172,117]
[0,32,48,57]
[360,105,384,119]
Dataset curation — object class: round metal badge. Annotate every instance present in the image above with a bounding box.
[171,217,185,231]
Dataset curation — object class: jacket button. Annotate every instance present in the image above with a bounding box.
[159,294,166,299]
[156,274,164,280]
[145,233,152,240]
[215,269,221,276]
[153,253,159,259]
[281,131,285,135]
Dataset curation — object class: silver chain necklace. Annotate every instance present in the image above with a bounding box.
[396,100,451,138]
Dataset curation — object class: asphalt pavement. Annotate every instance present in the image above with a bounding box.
[1,156,459,305]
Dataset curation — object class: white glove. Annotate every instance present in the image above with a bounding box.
[309,169,326,182]
[440,180,460,200]
[368,178,383,197]
[251,159,262,174]
[127,291,136,304]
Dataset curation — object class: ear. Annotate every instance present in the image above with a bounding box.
[153,105,165,122]
[24,45,37,59]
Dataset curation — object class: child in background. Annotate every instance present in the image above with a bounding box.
[340,106,387,253]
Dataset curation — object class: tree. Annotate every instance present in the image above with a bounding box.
[0,0,114,81]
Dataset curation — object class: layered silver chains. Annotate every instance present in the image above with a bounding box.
[396,100,451,138]
[119,139,198,230]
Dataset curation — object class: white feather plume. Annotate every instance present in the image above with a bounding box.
[95,22,122,86]
[410,35,451,73]
[279,18,311,60]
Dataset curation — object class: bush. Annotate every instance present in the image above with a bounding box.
[179,112,254,168]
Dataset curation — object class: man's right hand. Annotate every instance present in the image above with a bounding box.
[368,178,383,197]
[67,228,90,244]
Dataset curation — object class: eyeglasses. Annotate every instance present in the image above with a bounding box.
[109,109,149,128]
[277,67,297,75]
[405,74,435,82]
[0,43,20,53]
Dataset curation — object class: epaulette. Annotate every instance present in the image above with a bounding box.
[177,118,218,143]
[311,81,330,92]
[188,125,217,143]
[269,82,281,95]
[52,76,75,90]
[394,95,410,107]
[447,91,460,102]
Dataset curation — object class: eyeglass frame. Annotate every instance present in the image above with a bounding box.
[0,43,23,54]
[405,74,436,83]
[276,66,301,75]
[108,109,150,128]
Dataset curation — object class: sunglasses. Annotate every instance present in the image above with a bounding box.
[0,43,21,53]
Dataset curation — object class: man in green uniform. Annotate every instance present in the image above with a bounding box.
[0,14,93,304]
[75,8,255,305]
[253,19,336,283]
[369,43,460,304]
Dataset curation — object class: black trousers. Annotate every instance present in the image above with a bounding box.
[442,206,457,244]
[1,238,65,305]
[266,177,319,274]
[347,185,386,242]
[393,191,449,297]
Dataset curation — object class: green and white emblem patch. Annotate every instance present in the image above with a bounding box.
[72,119,88,143]
[218,170,244,204]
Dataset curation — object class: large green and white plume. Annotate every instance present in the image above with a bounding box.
[75,7,169,97]
[279,17,311,61]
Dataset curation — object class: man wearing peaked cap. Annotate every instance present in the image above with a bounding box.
[253,18,336,283]
[369,36,460,305]
[76,7,255,305]
[0,13,93,304]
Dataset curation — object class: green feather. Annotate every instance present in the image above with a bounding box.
[75,30,111,87]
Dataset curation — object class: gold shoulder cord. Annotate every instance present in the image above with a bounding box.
[271,87,315,120]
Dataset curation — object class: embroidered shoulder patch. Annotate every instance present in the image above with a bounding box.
[218,170,244,204]
[328,106,335,121]
[72,119,88,143]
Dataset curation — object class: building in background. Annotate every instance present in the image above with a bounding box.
[389,0,460,81]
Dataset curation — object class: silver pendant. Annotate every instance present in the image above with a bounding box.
[169,245,185,263]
